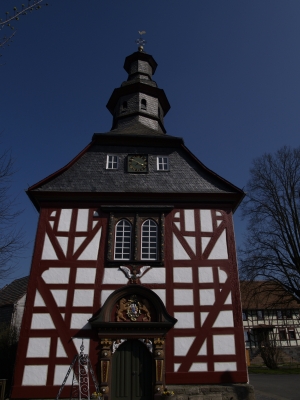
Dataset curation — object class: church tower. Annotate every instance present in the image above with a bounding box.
[12,45,251,400]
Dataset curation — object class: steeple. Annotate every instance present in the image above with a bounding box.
[106,48,170,134]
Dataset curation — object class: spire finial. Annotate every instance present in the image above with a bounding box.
[136,31,146,52]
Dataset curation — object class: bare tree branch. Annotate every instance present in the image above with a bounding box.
[239,146,300,302]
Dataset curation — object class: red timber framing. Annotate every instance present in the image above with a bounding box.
[12,204,247,399]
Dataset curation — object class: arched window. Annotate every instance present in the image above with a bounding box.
[114,219,132,260]
[141,99,147,110]
[141,219,157,260]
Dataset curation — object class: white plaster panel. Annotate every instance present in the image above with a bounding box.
[174,363,181,372]
[26,338,51,358]
[217,220,222,227]
[61,313,65,320]
[173,234,190,260]
[42,268,70,284]
[200,312,209,326]
[41,234,58,260]
[199,289,215,305]
[92,221,98,228]
[50,211,56,217]
[51,290,68,307]
[22,365,48,386]
[173,267,193,283]
[174,289,194,305]
[31,314,55,329]
[198,267,213,283]
[78,227,101,260]
[216,211,222,217]
[213,311,234,327]
[174,222,181,230]
[213,335,236,355]
[174,337,195,356]
[225,292,232,304]
[76,209,89,231]
[174,212,180,218]
[198,339,207,355]
[218,267,228,283]
[208,230,228,259]
[56,338,67,357]
[184,210,195,231]
[74,237,85,253]
[34,290,46,307]
[73,290,94,307]
[49,221,54,228]
[101,290,114,306]
[214,362,237,372]
[200,210,213,232]
[58,209,72,232]
[54,365,73,385]
[56,236,68,256]
[103,268,128,284]
[184,236,196,253]
[76,268,97,284]
[189,363,207,372]
[140,268,166,284]
[73,338,90,354]
[70,314,92,329]
[174,312,194,329]
[152,289,166,305]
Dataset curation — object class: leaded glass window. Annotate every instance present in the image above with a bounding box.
[141,219,157,260]
[114,219,132,260]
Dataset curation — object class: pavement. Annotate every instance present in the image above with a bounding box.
[249,374,299,400]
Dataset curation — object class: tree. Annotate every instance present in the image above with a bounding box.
[0,147,25,283]
[239,146,300,303]
[0,0,48,52]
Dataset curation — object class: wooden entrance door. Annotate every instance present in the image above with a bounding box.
[111,340,153,400]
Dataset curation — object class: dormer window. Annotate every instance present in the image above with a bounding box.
[141,99,147,110]
[157,156,169,171]
[106,155,119,170]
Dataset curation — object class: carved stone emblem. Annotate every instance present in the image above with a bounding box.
[116,295,151,322]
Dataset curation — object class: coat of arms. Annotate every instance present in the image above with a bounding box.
[116,295,151,322]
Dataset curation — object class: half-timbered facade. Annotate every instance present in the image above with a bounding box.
[12,48,248,399]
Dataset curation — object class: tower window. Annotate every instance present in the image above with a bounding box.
[158,107,161,118]
[157,156,169,171]
[141,219,158,260]
[141,99,147,110]
[121,101,127,113]
[106,155,119,170]
[114,219,132,260]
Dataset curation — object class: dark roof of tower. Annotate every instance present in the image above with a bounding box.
[0,276,29,307]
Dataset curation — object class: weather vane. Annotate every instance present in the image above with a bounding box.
[136,31,146,52]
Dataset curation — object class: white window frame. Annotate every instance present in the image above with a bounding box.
[106,154,119,170]
[157,156,169,171]
[141,219,158,260]
[114,219,132,260]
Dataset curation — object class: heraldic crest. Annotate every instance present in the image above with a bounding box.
[116,295,151,322]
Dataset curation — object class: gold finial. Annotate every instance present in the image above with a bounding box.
[136,31,146,52]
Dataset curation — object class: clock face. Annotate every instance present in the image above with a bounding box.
[128,154,148,173]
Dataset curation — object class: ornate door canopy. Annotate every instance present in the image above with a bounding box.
[89,285,177,338]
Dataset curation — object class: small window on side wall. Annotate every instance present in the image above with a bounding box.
[121,101,127,113]
[257,310,264,320]
[157,156,169,171]
[141,99,147,110]
[289,329,296,340]
[279,329,287,341]
[106,155,118,170]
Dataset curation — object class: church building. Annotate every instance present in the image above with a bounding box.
[11,45,250,399]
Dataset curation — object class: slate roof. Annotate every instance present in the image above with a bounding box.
[240,281,300,310]
[28,124,243,199]
[0,276,29,307]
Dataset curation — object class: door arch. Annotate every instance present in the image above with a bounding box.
[111,340,153,400]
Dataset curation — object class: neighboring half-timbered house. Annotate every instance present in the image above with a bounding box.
[12,48,249,399]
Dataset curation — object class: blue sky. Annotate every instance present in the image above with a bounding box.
[1,1,300,284]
